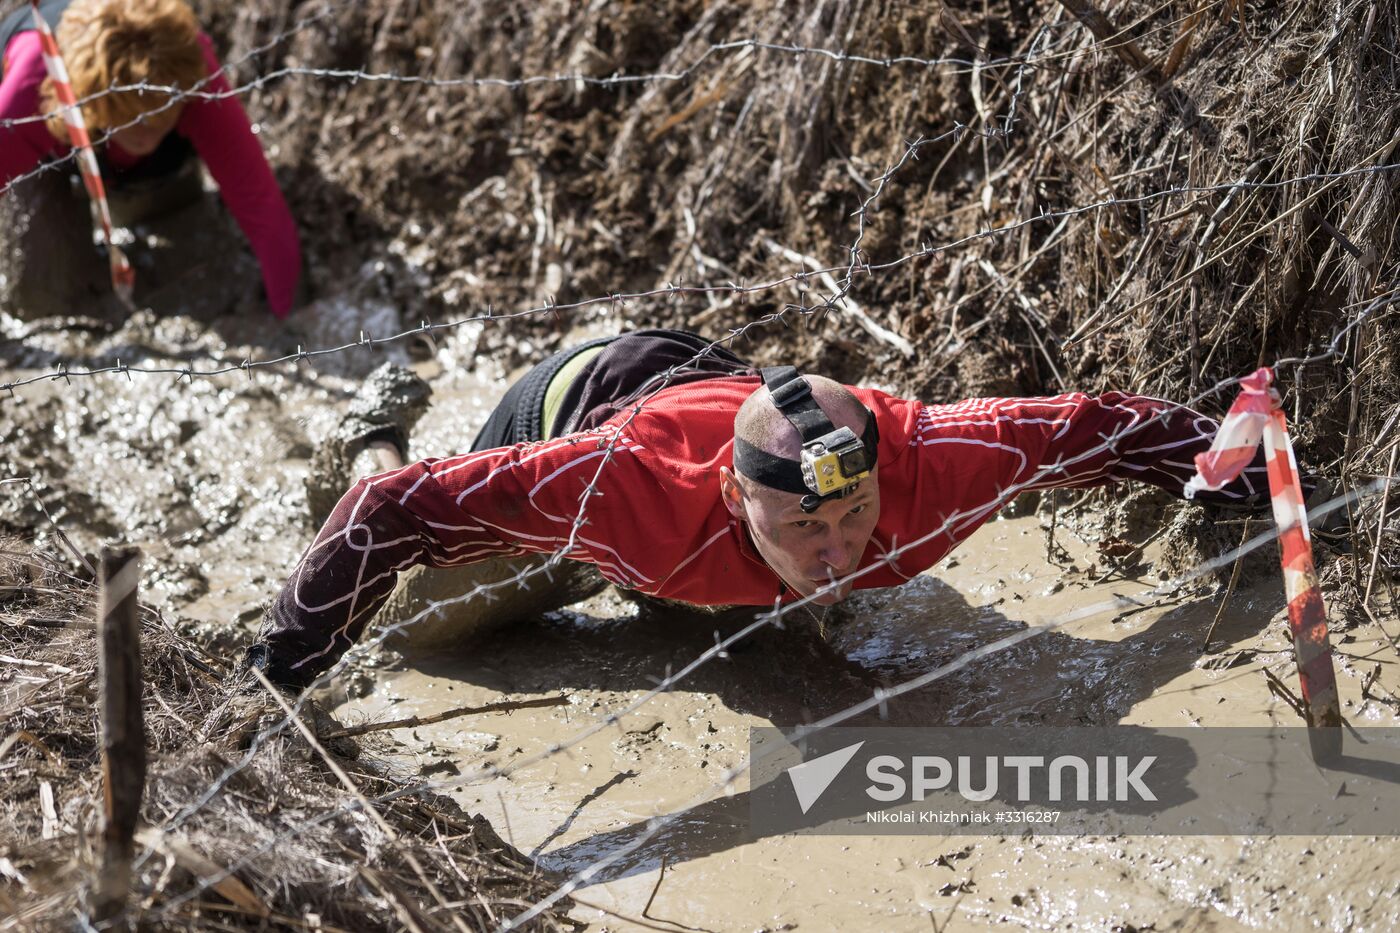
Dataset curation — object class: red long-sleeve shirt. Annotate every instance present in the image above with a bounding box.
[1,31,301,316]
[258,377,1268,686]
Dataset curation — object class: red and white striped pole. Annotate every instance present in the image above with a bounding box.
[30,0,136,309]
[1186,367,1342,745]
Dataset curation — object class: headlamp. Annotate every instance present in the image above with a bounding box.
[732,366,879,512]
[801,425,872,496]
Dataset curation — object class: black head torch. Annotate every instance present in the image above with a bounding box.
[732,367,879,513]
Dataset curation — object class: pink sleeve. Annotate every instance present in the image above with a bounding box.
[177,34,301,317]
[1,32,67,194]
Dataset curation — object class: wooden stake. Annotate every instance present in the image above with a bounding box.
[93,547,145,927]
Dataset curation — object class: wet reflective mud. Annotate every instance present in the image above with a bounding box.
[341,515,1400,931]
[5,308,1399,931]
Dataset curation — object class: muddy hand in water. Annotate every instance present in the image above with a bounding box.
[306,362,433,527]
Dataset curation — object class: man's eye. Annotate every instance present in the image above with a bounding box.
[849,504,867,515]
[792,520,815,529]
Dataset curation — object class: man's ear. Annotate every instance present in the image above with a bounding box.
[719,466,748,521]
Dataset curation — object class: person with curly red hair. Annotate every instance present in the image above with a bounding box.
[0,0,301,318]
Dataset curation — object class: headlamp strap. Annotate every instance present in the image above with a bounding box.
[731,368,881,502]
[761,366,829,443]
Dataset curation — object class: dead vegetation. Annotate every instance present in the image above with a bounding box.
[2,0,1399,927]
[193,0,1397,573]
[0,543,574,931]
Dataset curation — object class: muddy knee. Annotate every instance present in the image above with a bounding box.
[376,558,607,654]
[0,172,111,320]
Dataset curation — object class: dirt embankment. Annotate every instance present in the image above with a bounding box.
[191,0,1398,572]
[1,0,1398,929]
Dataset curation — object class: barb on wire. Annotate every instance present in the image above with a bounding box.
[131,206,1400,933]
[4,157,1398,396]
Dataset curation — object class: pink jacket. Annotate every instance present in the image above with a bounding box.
[1,30,301,316]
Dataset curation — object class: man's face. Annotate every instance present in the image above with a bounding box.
[721,466,882,605]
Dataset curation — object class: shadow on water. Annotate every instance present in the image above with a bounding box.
[403,573,1283,881]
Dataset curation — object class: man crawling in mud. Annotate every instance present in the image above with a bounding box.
[246,328,1273,691]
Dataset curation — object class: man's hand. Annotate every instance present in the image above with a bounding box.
[306,363,432,527]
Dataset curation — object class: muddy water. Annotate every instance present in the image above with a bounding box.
[340,511,1400,931]
[0,293,492,646]
[6,305,1400,930]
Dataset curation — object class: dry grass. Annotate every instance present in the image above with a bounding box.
[0,543,574,932]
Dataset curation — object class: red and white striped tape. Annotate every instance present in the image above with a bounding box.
[1186,367,1342,729]
[31,0,135,308]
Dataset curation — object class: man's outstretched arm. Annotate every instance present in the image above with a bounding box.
[1023,390,1273,506]
[247,431,656,689]
[914,391,1275,522]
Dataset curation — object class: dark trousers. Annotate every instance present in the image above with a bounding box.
[470,328,750,450]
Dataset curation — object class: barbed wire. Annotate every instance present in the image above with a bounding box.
[116,126,1399,927]
[7,0,1231,133]
[0,0,332,197]
[14,130,1398,872]
[8,65,1392,834]
[0,0,343,133]
[116,90,1044,920]
[4,154,1396,397]
[135,306,1398,929]
[0,0,1220,201]
[493,290,1400,929]
[5,2,1392,920]
[0,39,1048,131]
[0,32,1080,203]
[216,95,1400,899]
[499,477,1390,930]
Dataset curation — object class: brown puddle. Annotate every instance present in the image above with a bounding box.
[7,308,1397,930]
[339,515,1400,931]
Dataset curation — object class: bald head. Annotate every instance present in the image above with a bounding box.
[734,375,870,459]
[721,374,883,605]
